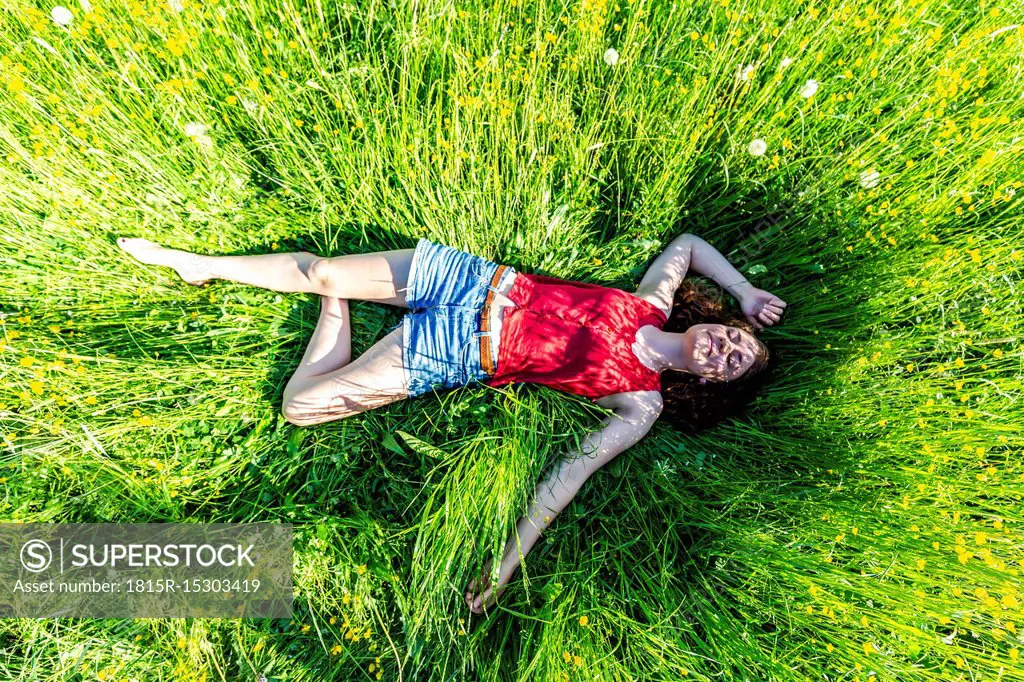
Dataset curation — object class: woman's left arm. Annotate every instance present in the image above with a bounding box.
[466,396,660,613]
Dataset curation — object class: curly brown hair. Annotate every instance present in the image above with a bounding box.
[659,278,779,434]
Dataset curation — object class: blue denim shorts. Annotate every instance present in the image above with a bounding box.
[398,238,516,398]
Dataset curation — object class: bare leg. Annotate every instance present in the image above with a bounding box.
[115,237,415,306]
[283,296,353,408]
[281,324,409,426]
[117,237,321,291]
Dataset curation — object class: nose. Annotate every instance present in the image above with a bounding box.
[718,333,733,359]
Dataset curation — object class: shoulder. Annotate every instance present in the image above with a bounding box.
[630,288,672,321]
[594,390,663,424]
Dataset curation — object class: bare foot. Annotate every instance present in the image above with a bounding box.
[116,237,213,286]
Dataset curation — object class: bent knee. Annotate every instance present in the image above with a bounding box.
[281,392,359,426]
[281,401,311,427]
[306,256,343,295]
[281,395,312,426]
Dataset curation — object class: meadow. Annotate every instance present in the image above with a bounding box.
[1,0,1023,679]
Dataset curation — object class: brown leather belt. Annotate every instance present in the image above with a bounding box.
[479,264,510,376]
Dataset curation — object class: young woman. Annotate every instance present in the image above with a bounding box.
[116,233,787,614]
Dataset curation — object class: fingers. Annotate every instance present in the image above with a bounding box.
[467,586,494,614]
[746,293,786,330]
[466,587,483,613]
[466,575,508,614]
[466,573,494,614]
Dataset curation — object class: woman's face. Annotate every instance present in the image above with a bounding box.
[683,323,761,382]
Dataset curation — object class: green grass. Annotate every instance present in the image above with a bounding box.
[2,0,1023,679]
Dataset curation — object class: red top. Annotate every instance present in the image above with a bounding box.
[485,272,669,400]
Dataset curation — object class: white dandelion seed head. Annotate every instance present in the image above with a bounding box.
[183,122,209,137]
[79,0,92,12]
[740,64,755,81]
[780,57,793,69]
[603,47,619,67]
[800,79,819,98]
[183,122,214,149]
[168,0,184,11]
[859,169,881,189]
[50,5,74,26]
[748,139,767,156]
[241,98,258,114]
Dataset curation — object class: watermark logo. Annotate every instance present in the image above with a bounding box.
[20,540,52,573]
[0,523,293,618]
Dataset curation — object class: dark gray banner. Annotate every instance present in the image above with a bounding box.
[0,523,293,618]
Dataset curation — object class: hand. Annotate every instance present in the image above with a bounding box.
[740,287,788,330]
[465,545,521,615]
